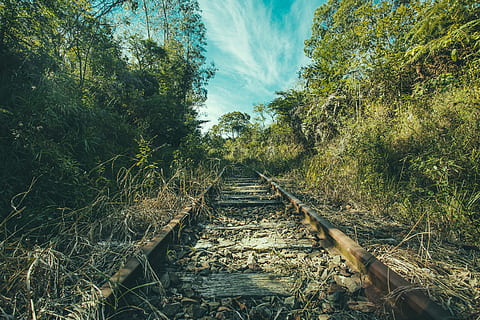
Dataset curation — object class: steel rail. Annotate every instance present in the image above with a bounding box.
[256,171,451,320]
[100,167,226,313]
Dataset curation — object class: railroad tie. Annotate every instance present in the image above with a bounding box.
[214,177,282,207]
[106,168,450,320]
[175,174,320,301]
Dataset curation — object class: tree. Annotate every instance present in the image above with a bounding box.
[405,0,480,82]
[217,111,251,139]
[0,0,214,224]
[0,0,218,317]
[303,0,420,100]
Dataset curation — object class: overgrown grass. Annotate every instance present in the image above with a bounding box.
[223,124,308,176]
[0,161,220,319]
[302,85,480,245]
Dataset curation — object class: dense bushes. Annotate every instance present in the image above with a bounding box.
[303,87,480,243]
[225,86,480,244]
[0,0,213,237]
[214,122,306,175]
[0,2,218,316]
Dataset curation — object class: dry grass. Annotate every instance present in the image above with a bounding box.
[275,173,480,320]
[374,243,480,318]
[0,163,220,320]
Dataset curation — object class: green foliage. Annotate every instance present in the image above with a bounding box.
[303,0,480,103]
[0,0,213,236]
[227,0,480,244]
[135,136,159,169]
[217,111,251,139]
[202,124,227,159]
[406,0,480,66]
[302,87,480,243]
[211,109,306,175]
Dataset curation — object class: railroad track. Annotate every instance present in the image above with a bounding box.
[103,166,450,320]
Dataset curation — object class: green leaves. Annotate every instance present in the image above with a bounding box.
[217,111,251,139]
[0,0,213,230]
[303,0,480,106]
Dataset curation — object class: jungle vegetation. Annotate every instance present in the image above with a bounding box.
[210,0,480,245]
[0,0,215,233]
[1,0,479,317]
[0,0,221,318]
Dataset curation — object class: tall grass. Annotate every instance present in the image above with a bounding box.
[0,161,219,319]
[302,85,480,244]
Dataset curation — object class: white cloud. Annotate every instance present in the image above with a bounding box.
[198,0,325,131]
[200,0,278,84]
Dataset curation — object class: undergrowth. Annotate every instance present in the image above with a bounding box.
[223,123,308,176]
[0,161,220,320]
[226,84,480,245]
[302,85,480,246]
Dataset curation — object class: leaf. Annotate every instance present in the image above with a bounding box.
[217,306,231,312]
[451,48,458,61]
[0,108,13,115]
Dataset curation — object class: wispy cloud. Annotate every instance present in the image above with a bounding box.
[201,0,278,85]
[198,0,325,130]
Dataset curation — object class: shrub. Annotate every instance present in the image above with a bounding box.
[302,85,480,244]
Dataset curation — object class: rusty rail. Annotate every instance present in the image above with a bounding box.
[100,167,225,312]
[256,171,451,320]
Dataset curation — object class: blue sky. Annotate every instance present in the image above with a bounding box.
[197,0,326,131]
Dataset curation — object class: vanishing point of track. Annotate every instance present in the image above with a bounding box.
[100,166,450,320]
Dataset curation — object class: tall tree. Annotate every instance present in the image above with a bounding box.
[217,111,251,139]
[0,0,214,223]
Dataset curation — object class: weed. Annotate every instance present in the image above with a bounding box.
[0,162,219,319]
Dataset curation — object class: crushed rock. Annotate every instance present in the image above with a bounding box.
[276,176,480,319]
[113,176,387,319]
